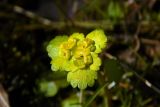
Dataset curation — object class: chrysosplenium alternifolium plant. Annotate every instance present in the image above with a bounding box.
[46,29,107,89]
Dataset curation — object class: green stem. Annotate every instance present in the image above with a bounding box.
[84,82,109,107]
[79,89,83,107]
[104,95,109,107]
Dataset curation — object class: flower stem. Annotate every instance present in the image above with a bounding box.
[79,89,83,107]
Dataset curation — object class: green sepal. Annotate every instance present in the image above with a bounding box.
[70,33,85,41]
[67,70,97,89]
[86,29,107,53]
[90,53,101,71]
[47,36,69,71]
[46,36,68,59]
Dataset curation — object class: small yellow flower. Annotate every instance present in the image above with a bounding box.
[46,29,107,89]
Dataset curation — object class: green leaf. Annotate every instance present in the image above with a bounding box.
[62,95,81,107]
[39,81,58,97]
[104,59,124,83]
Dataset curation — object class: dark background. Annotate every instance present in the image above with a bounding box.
[0,0,160,107]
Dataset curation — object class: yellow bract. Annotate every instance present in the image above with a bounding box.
[46,29,107,89]
[67,70,97,89]
[87,29,107,53]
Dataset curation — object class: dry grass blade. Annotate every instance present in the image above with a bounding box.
[0,84,10,107]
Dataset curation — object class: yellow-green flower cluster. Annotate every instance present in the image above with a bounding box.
[46,29,107,89]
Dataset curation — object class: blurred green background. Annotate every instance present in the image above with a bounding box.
[0,0,160,107]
